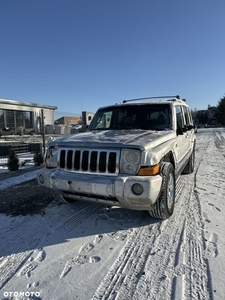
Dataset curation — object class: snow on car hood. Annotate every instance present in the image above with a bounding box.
[50,129,175,151]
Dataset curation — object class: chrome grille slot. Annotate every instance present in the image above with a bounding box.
[59,148,120,175]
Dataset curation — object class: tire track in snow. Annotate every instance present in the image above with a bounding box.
[57,203,102,233]
[214,129,225,158]
[170,132,213,300]
[92,132,212,300]
[176,174,211,300]
[92,176,186,300]
[132,175,193,300]
[162,131,213,300]
[0,251,33,289]
[92,223,160,300]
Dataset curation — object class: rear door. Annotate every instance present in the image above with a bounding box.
[182,105,195,150]
[175,105,191,173]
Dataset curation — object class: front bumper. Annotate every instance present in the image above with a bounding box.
[36,168,162,211]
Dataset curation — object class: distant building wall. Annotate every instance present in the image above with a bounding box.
[55,112,94,127]
[55,116,82,125]
[0,98,57,134]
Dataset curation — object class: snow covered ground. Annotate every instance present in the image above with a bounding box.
[0,128,225,300]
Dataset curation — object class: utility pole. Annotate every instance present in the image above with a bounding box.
[41,109,46,153]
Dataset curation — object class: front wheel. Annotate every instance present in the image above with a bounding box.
[149,162,175,220]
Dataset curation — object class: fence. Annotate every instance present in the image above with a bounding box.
[0,143,42,157]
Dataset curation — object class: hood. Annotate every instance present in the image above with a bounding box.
[50,129,175,151]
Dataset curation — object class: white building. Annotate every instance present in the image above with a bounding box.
[0,98,57,134]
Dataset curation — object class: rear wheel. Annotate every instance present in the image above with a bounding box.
[149,162,175,220]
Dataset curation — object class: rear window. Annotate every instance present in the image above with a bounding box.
[183,106,192,125]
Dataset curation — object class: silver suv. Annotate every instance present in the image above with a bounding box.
[37,95,196,220]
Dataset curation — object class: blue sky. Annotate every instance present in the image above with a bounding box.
[0,0,224,118]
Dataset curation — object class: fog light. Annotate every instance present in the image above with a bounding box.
[132,183,144,195]
[39,174,45,184]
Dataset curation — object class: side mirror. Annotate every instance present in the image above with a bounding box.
[177,125,184,135]
[185,124,194,131]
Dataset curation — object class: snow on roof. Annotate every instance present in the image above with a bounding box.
[0,98,57,110]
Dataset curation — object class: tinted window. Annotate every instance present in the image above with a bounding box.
[183,106,190,125]
[176,106,184,129]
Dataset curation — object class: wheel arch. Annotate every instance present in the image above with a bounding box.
[161,151,176,170]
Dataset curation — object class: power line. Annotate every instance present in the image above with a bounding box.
[0,68,122,100]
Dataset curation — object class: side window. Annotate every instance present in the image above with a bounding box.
[183,106,190,125]
[176,106,184,129]
[187,107,193,124]
[94,111,112,129]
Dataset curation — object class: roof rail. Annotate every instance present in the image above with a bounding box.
[122,95,180,103]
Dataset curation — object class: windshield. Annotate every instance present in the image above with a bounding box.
[89,104,172,131]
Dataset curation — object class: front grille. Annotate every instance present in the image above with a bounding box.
[58,148,120,175]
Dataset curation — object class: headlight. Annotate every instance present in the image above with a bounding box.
[44,146,58,168]
[120,149,141,175]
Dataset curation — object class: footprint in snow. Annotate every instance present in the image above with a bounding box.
[79,243,94,254]
[60,234,102,278]
[27,282,39,288]
[60,255,101,278]
[74,254,101,266]
[202,212,211,223]
[205,233,218,258]
[207,203,221,212]
[34,249,46,262]
[17,249,46,278]
[94,234,103,244]
[17,262,38,277]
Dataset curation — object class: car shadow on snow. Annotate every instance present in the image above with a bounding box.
[0,179,161,257]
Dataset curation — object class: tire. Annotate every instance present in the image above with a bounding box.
[149,162,175,220]
[183,148,195,174]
